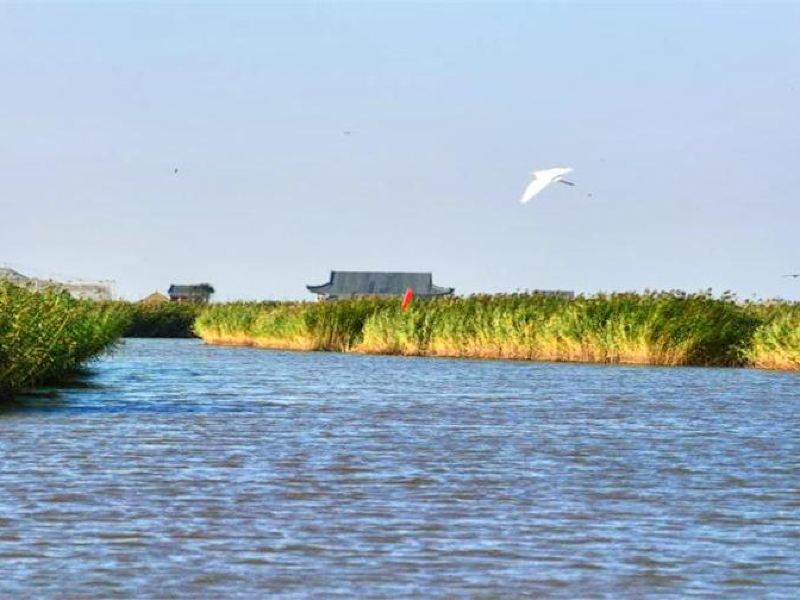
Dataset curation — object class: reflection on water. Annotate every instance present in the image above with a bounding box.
[1,339,798,597]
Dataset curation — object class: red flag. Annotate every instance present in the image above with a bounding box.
[401,288,414,311]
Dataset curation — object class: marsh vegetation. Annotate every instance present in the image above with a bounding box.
[0,282,128,399]
[195,292,800,370]
[119,301,201,338]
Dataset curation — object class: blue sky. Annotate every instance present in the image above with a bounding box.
[2,2,799,300]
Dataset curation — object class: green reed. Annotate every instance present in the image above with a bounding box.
[359,292,759,366]
[193,291,798,368]
[744,302,800,370]
[0,282,129,400]
[117,301,202,338]
[195,298,396,351]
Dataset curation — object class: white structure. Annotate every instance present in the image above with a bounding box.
[0,267,113,301]
[0,267,30,286]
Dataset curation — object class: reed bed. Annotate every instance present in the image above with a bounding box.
[118,301,202,338]
[745,302,800,370]
[0,282,129,400]
[195,299,396,351]
[195,292,799,369]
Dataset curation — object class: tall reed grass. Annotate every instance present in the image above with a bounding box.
[744,302,800,370]
[195,292,796,368]
[118,301,201,338]
[359,292,758,366]
[195,299,396,351]
[0,282,128,399]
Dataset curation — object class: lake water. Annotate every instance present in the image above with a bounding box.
[1,338,798,597]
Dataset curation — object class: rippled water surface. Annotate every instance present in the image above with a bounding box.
[1,339,799,597]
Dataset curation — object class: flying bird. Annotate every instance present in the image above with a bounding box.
[174,168,179,174]
[783,273,800,278]
[519,167,574,204]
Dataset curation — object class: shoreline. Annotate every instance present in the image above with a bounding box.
[197,333,799,372]
[193,294,800,372]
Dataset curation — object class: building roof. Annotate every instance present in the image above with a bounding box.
[140,291,170,304]
[168,283,215,296]
[307,271,454,297]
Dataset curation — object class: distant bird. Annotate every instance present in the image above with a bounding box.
[519,167,574,204]
[343,131,352,136]
[783,273,800,278]
[174,168,178,174]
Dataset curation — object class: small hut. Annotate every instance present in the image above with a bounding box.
[168,283,215,303]
[139,291,170,305]
[307,271,454,300]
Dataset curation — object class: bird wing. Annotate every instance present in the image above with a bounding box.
[520,175,551,203]
[532,167,572,179]
[520,167,574,203]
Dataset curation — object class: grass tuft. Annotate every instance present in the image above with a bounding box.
[0,282,129,399]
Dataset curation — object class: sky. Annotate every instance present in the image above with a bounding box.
[1,2,799,301]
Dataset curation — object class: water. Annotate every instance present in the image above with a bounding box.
[1,339,798,598]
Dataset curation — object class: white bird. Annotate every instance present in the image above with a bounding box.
[519,167,574,204]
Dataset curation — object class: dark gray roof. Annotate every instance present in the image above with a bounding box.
[168,283,215,295]
[307,271,454,298]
